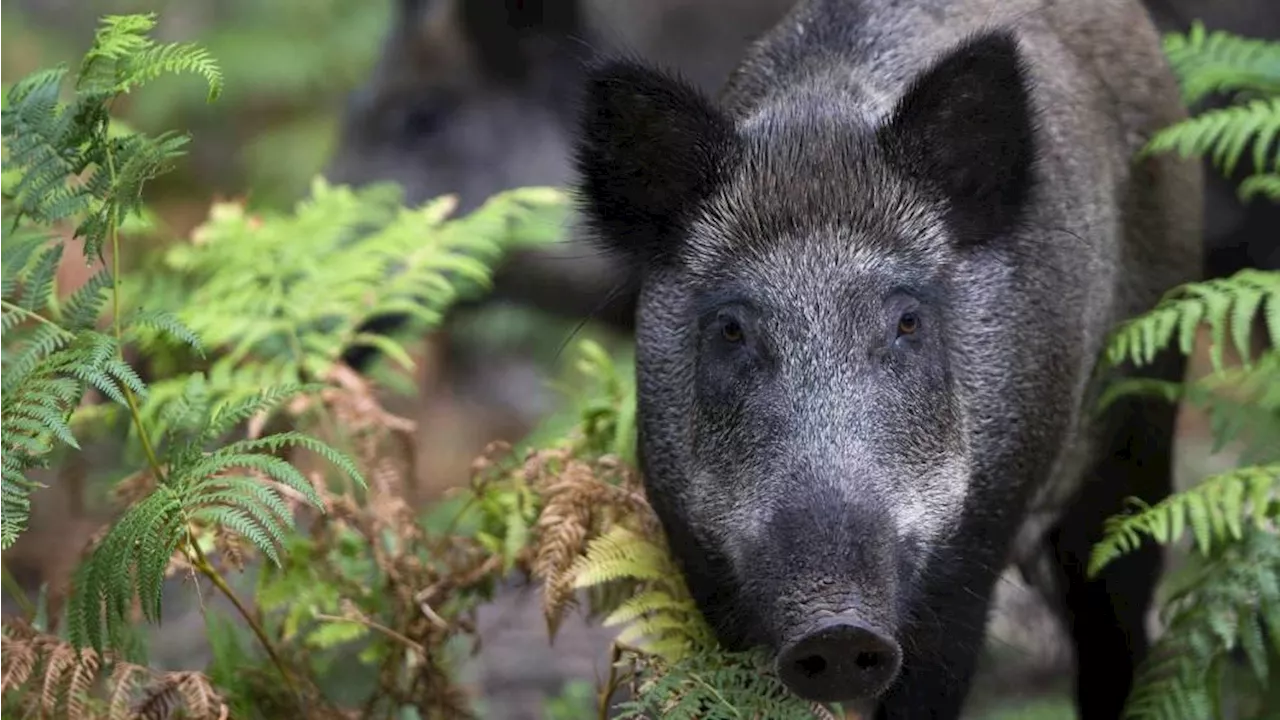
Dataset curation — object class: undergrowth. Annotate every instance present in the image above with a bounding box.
[1090,23,1280,720]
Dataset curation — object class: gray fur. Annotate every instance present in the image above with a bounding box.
[576,0,1202,715]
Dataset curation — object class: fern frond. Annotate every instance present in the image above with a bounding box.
[1142,97,1279,177]
[14,244,64,314]
[1105,269,1280,373]
[77,13,223,101]
[71,374,361,620]
[571,527,674,588]
[1163,22,1280,107]
[1,225,55,299]
[215,431,365,492]
[125,307,205,355]
[603,590,693,628]
[2,622,228,720]
[0,328,144,548]
[125,181,570,420]
[191,505,282,566]
[56,268,114,331]
[1239,172,1280,202]
[616,648,831,720]
[569,526,718,663]
[1089,464,1279,576]
[0,69,91,226]
[200,383,318,444]
[304,618,369,651]
[2,13,218,267]
[1121,528,1280,719]
[67,487,185,652]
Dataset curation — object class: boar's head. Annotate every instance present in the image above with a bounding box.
[327,0,586,211]
[574,31,1037,704]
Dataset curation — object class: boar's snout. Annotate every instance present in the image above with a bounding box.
[776,615,902,703]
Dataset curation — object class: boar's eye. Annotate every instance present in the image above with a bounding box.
[897,312,919,337]
[721,317,745,344]
[398,98,449,140]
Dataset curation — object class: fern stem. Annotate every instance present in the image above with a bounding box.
[688,670,744,717]
[100,125,168,485]
[313,612,426,656]
[0,300,75,338]
[188,535,306,709]
[599,641,644,720]
[0,562,36,620]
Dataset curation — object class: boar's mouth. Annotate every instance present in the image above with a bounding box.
[774,612,903,703]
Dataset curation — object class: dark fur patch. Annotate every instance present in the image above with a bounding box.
[459,0,586,81]
[877,30,1038,244]
[573,58,742,266]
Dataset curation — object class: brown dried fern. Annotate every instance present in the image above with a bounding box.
[132,672,226,720]
[1,620,228,720]
[517,441,658,640]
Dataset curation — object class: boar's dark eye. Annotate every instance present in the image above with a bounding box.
[897,312,920,337]
[399,100,448,139]
[721,318,745,344]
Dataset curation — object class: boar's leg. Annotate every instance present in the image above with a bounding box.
[1043,349,1185,719]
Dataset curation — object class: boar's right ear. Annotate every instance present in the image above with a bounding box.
[574,59,740,266]
[877,30,1037,244]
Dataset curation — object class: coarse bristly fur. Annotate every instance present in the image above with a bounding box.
[573,0,1203,717]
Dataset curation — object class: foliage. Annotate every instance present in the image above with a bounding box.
[2,11,592,720]
[1092,26,1280,720]
[1143,23,1280,200]
[1162,21,1280,108]
[2,619,228,719]
[124,0,393,206]
[1,11,223,550]
[0,13,370,715]
[113,178,569,448]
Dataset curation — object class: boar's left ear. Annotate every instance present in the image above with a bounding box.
[877,30,1036,244]
[574,58,740,266]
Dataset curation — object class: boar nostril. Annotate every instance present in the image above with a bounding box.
[776,616,902,703]
[795,655,827,677]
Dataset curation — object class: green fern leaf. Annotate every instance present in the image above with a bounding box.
[125,308,205,355]
[305,618,368,650]
[200,384,317,444]
[1106,269,1280,374]
[1239,173,1280,202]
[216,432,366,492]
[571,527,674,588]
[1090,464,1279,576]
[1,225,54,298]
[1143,97,1280,177]
[1163,22,1280,107]
[604,590,690,628]
[191,505,282,566]
[67,487,185,652]
[76,13,223,102]
[16,244,64,314]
